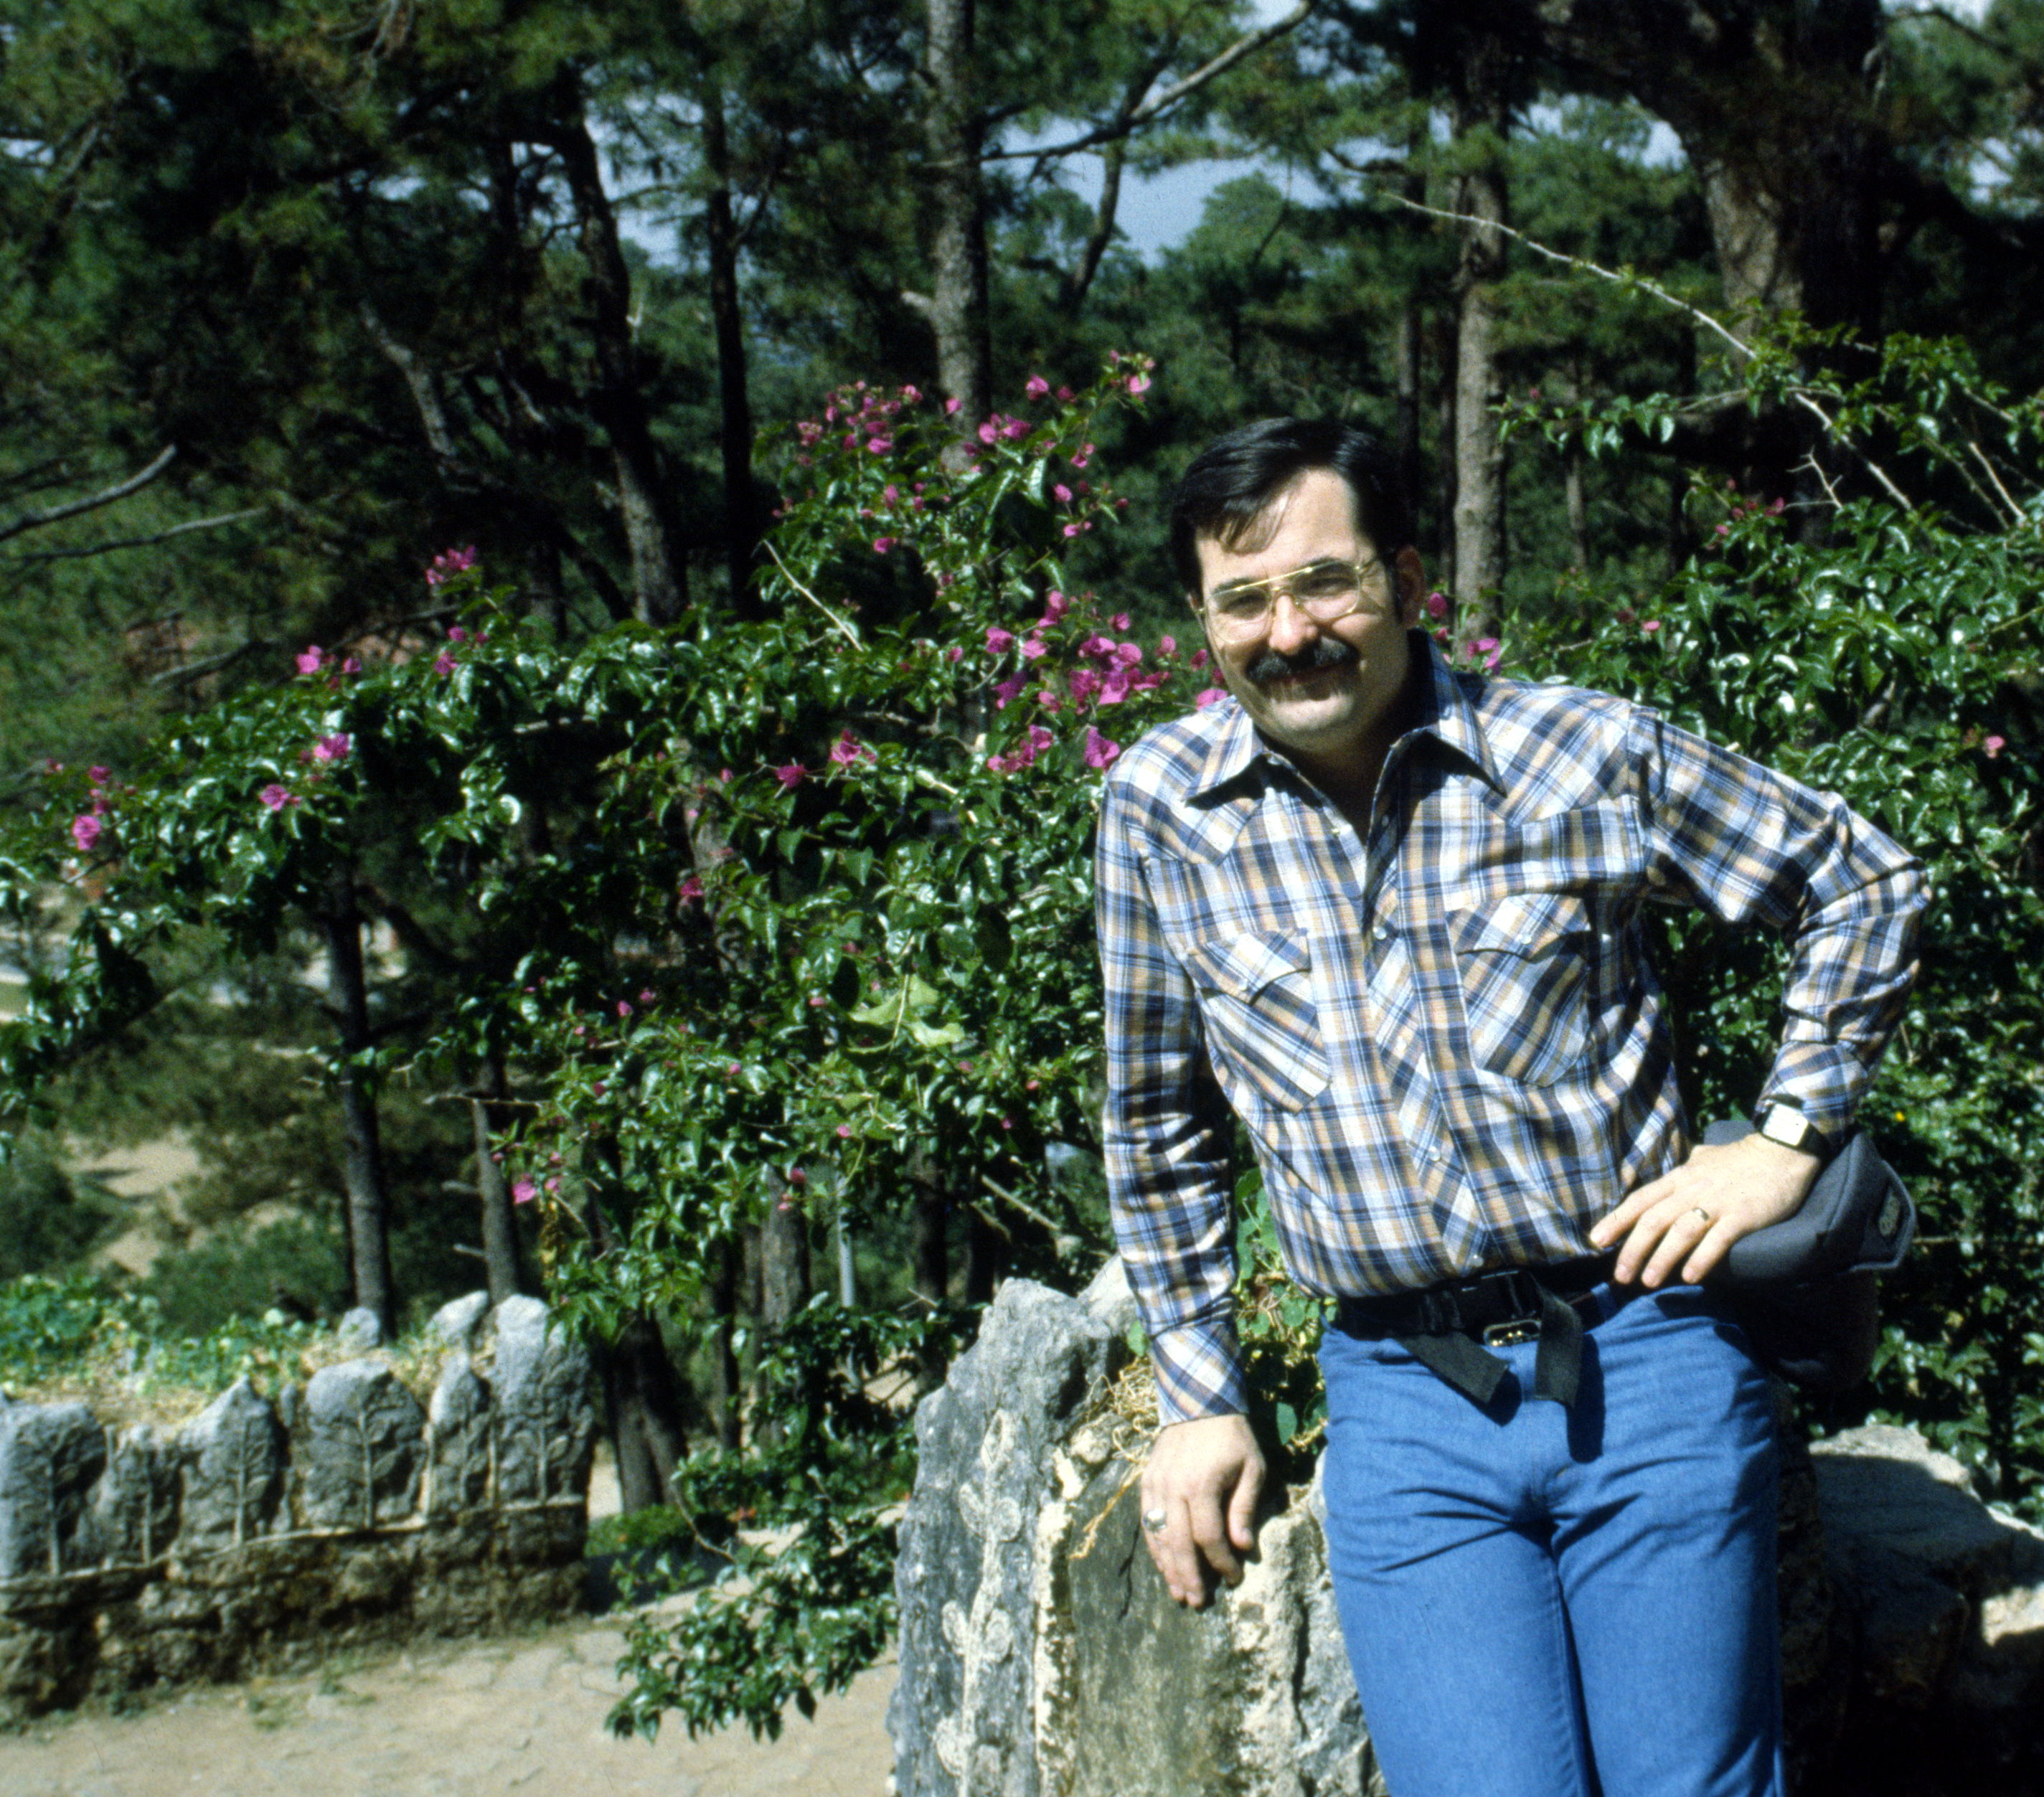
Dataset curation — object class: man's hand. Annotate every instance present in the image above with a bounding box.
[1589,1132,1823,1288]
[1140,1412,1266,1608]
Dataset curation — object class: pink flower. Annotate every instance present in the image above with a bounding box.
[617,999,634,1018]
[433,651,456,675]
[1071,444,1094,468]
[867,436,893,454]
[1053,484,1073,504]
[946,645,964,662]
[544,1177,560,1194]
[946,397,961,415]
[1068,668,1102,705]
[1195,687,1228,709]
[448,626,468,643]
[903,384,922,402]
[718,768,734,782]
[1425,591,1449,620]
[70,813,102,852]
[992,674,1028,709]
[312,733,351,763]
[829,730,872,766]
[341,656,362,674]
[1768,497,1786,516]
[1642,620,1662,633]
[773,762,806,790]
[986,626,1017,655]
[1061,522,1085,538]
[1043,590,1070,622]
[512,1179,537,1204]
[1057,386,1074,401]
[1157,635,1177,656]
[836,1122,854,1138]
[1083,727,1121,770]
[1190,648,1209,670]
[259,783,297,811]
[1020,635,1047,661]
[1109,613,1130,631]
[872,537,896,555]
[1001,417,1029,441]
[88,766,110,787]
[639,989,656,1004]
[296,646,324,674]
[1114,642,1143,665]
[1985,735,2006,758]
[727,1062,743,1078]
[1026,375,1050,398]
[978,421,999,445]
[1714,522,1730,538]
[1078,633,1116,661]
[1037,691,1062,711]
[1127,373,1150,395]
[1098,667,1133,705]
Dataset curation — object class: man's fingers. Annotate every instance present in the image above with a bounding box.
[1188,1489,1241,1585]
[1639,1201,1718,1288]
[1228,1453,1265,1553]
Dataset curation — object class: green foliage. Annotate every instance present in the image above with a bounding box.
[0,1133,121,1280]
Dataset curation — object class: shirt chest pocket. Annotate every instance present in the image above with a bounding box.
[1449,891,1597,1088]
[1181,930,1331,1114]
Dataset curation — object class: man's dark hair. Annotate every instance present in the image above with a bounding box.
[1168,418,1414,595]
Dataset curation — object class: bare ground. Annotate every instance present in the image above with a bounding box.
[0,1619,900,1797]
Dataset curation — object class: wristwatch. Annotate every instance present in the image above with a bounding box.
[1756,1100,1830,1158]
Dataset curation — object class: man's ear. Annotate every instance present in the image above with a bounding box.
[1392,547,1428,627]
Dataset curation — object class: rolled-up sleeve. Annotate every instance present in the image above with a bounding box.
[1096,768,1247,1423]
[1636,711,1926,1143]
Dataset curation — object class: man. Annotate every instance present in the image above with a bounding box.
[1095,418,1924,1797]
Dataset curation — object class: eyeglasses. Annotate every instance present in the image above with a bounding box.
[1202,557,1393,637]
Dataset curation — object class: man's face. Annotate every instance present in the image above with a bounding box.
[1191,468,1421,773]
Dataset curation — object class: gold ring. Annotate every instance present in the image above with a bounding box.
[1141,1506,1170,1534]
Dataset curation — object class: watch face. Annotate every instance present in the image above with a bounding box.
[1761,1104,1810,1149]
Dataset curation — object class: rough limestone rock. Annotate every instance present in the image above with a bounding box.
[487,1296,595,1505]
[428,1357,493,1515]
[428,1291,492,1350]
[0,1400,106,1577]
[337,1306,384,1349]
[80,1424,180,1567]
[889,1278,1122,1797]
[176,1378,285,1554]
[893,1286,2044,1797]
[295,1360,427,1529]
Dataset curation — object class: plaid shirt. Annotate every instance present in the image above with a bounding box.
[1096,638,1926,1424]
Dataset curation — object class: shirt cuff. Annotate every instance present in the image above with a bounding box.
[1146,1316,1250,1425]
[1760,1039,1869,1148]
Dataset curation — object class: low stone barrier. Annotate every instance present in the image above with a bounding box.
[0,1293,598,1718]
[890,1273,2044,1797]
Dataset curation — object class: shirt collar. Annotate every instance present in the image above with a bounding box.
[1186,634,1500,800]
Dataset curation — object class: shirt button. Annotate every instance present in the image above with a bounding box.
[1372,921,1392,942]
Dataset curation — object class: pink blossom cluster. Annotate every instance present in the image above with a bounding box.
[69,766,117,852]
[425,544,478,588]
[797,381,919,466]
[828,730,876,768]
[987,724,1055,774]
[295,645,364,677]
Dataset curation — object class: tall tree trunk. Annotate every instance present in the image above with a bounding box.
[1450,30,1510,634]
[471,1055,522,1305]
[707,1232,743,1451]
[547,83,689,625]
[755,1191,814,1447]
[1435,314,1459,600]
[923,0,991,430]
[321,872,395,1335]
[701,80,760,622]
[582,1183,689,1510]
[909,1158,951,1394]
[1393,156,1427,517]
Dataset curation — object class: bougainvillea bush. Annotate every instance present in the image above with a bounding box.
[2,331,2040,1738]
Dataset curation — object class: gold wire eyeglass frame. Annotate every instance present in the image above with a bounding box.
[1200,555,1394,638]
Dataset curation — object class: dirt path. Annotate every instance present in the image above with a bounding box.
[0,1619,900,1797]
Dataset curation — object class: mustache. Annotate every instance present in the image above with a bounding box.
[1244,636,1360,684]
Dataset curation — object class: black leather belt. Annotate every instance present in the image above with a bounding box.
[1332,1254,1619,1408]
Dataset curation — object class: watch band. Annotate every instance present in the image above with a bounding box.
[1756,1100,1829,1157]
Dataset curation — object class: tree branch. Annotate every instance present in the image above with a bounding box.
[981,0,1317,163]
[0,446,176,546]
[2,508,265,565]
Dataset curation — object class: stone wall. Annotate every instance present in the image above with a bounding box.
[891,1273,2044,1797]
[0,1293,598,1719]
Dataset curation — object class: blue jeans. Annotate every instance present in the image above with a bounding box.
[1317,1284,1785,1797]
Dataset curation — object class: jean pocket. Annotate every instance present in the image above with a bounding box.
[1449,891,1596,1088]
[1183,929,1331,1113]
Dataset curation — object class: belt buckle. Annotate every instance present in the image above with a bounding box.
[1482,1319,1540,1347]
